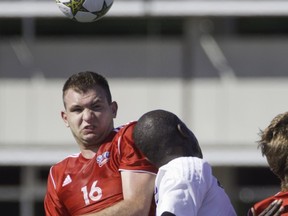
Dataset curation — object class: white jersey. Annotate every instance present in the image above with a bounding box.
[154,157,237,216]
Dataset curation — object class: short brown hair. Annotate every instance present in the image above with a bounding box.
[62,71,112,107]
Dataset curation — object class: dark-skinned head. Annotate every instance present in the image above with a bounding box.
[133,109,203,168]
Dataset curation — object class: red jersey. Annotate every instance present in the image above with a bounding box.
[248,191,288,216]
[44,122,157,216]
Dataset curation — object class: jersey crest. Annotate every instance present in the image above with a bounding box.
[96,151,110,167]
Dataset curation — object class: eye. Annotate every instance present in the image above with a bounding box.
[91,104,102,111]
[91,101,106,111]
[70,107,83,113]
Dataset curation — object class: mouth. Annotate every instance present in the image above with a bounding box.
[83,125,96,134]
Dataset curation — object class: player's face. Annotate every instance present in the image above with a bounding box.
[61,87,117,148]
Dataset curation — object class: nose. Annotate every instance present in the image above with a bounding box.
[82,109,94,122]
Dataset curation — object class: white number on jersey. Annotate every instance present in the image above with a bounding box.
[81,180,102,205]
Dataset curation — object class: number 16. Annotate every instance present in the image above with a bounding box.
[81,181,103,205]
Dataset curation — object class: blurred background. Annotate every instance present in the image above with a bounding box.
[1,0,288,215]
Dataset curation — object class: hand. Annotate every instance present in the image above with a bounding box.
[161,212,176,216]
[251,200,284,216]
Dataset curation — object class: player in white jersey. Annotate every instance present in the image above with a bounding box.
[133,109,237,216]
[155,157,237,216]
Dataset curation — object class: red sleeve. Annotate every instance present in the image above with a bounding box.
[44,167,70,216]
[118,122,158,174]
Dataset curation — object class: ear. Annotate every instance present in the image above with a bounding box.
[111,101,118,118]
[61,111,70,127]
[177,123,189,138]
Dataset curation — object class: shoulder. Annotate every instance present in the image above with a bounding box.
[160,157,212,176]
[53,153,81,168]
[252,194,284,215]
[49,153,80,178]
[157,157,213,187]
[115,121,136,135]
[46,153,81,190]
[253,191,288,211]
[113,121,137,145]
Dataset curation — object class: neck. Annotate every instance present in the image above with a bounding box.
[79,142,102,159]
[80,148,97,159]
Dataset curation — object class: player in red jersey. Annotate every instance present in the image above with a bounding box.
[44,71,157,216]
[248,112,288,216]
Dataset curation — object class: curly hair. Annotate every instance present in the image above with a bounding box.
[258,112,288,188]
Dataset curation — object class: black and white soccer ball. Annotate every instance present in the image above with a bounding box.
[56,0,114,23]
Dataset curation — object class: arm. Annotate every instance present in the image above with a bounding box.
[81,171,156,216]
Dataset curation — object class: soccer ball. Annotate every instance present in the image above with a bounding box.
[56,0,114,23]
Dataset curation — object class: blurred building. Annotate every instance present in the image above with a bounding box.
[1,0,288,215]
